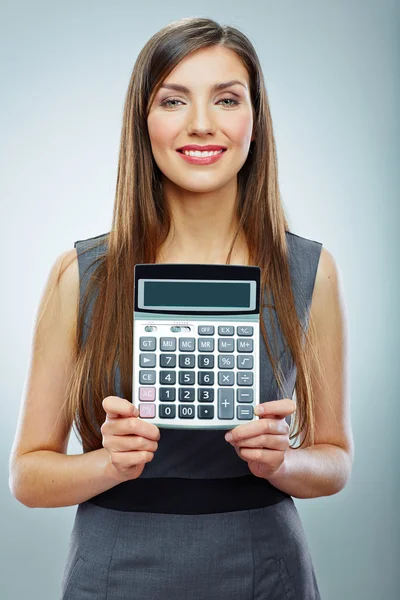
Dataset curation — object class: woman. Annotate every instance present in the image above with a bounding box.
[9,16,353,599]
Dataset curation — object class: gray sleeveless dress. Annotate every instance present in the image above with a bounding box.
[60,231,322,600]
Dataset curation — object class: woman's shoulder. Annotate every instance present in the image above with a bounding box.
[285,230,323,252]
[74,231,110,264]
[285,230,323,270]
[74,231,110,250]
[284,231,325,303]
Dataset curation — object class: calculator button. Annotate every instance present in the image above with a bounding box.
[140,337,156,351]
[237,338,253,352]
[218,389,234,419]
[218,355,234,369]
[179,338,195,352]
[218,338,234,352]
[198,405,214,419]
[159,387,176,401]
[179,371,195,385]
[198,371,214,386]
[237,326,254,336]
[237,355,253,369]
[198,338,214,352]
[159,404,176,419]
[160,337,176,351]
[139,387,156,401]
[237,389,254,403]
[237,372,253,386]
[198,388,214,402]
[139,404,155,418]
[198,355,214,368]
[218,372,234,386]
[139,370,156,384]
[159,371,176,385]
[218,326,234,336]
[198,325,214,335]
[179,354,195,368]
[139,353,156,367]
[179,388,195,402]
[237,405,254,420]
[179,405,195,418]
[160,354,176,368]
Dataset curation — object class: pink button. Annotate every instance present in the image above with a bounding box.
[139,387,156,401]
[139,404,156,418]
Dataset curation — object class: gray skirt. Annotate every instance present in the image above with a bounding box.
[60,498,321,599]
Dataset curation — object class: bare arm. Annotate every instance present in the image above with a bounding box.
[10,447,121,508]
[9,249,119,507]
[267,247,354,497]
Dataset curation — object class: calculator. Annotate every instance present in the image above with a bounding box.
[132,263,261,430]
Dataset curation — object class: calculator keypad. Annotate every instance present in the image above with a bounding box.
[134,322,258,428]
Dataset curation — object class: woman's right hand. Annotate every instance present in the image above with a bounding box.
[101,396,161,482]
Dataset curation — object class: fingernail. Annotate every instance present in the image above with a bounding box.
[255,404,264,415]
[225,432,233,442]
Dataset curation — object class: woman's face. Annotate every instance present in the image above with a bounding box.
[147,46,255,194]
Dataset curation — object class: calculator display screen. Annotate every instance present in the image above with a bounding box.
[138,279,257,312]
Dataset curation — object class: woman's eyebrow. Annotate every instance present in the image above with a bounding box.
[159,80,247,94]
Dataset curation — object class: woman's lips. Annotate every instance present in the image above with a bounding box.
[177,149,227,165]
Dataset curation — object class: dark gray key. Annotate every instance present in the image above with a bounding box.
[198,405,214,419]
[159,405,176,418]
[160,387,176,401]
[179,405,195,418]
[198,355,214,368]
[160,354,176,368]
[198,388,214,402]
[179,354,195,368]
[198,371,214,386]
[159,370,176,385]
[179,371,195,385]
[179,388,195,402]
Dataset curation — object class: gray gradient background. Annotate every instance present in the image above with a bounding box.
[2,1,399,598]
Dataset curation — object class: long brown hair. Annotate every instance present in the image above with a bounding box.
[51,17,324,452]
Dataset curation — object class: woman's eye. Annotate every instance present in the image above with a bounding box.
[160,99,182,108]
[219,98,239,107]
[160,97,239,108]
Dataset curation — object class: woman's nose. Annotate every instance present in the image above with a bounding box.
[186,105,216,136]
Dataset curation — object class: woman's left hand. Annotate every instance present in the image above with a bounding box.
[224,399,296,479]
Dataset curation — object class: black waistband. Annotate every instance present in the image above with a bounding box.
[87,475,290,514]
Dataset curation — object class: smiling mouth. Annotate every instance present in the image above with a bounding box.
[177,149,227,155]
